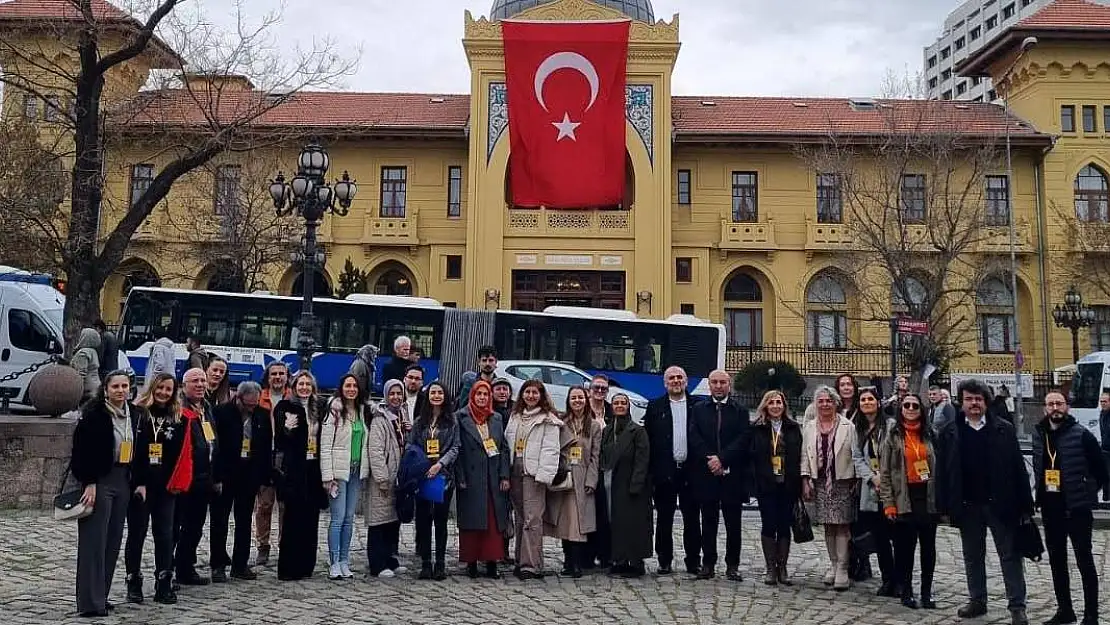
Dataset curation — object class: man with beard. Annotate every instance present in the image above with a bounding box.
[457,346,498,402]
[1032,392,1108,625]
[402,365,424,426]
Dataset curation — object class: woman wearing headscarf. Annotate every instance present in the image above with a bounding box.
[600,393,651,578]
[490,376,515,564]
[409,381,459,581]
[366,379,407,577]
[125,373,185,605]
[545,386,602,578]
[273,371,327,581]
[455,380,511,578]
[504,379,563,579]
[801,386,858,591]
[204,357,232,406]
[850,386,896,593]
[749,389,802,586]
[71,370,144,617]
[70,328,102,403]
[320,373,370,581]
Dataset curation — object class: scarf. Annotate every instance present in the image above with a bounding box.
[468,380,494,426]
[903,419,927,484]
[816,416,837,489]
[105,400,129,421]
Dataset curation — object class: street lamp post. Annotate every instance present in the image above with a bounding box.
[270,143,357,372]
[1052,285,1095,364]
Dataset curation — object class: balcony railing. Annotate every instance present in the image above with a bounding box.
[718,218,776,251]
[505,207,633,238]
[725,343,911,377]
[363,212,418,245]
[805,219,854,250]
[975,219,1034,254]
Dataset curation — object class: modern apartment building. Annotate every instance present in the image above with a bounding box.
[925,0,1054,101]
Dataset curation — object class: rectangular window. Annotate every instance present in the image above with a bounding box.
[445,254,463,280]
[940,47,951,60]
[942,90,953,101]
[213,164,241,215]
[955,36,965,51]
[941,69,952,81]
[380,166,407,217]
[730,172,758,222]
[1002,3,1015,19]
[988,89,997,101]
[970,26,981,40]
[1090,306,1110,352]
[816,173,843,223]
[985,175,1010,226]
[680,303,695,316]
[986,15,998,29]
[726,309,764,347]
[807,311,847,349]
[900,174,927,223]
[675,258,692,283]
[1061,105,1076,132]
[677,169,691,205]
[447,165,462,218]
[1082,105,1097,133]
[927,55,937,68]
[44,96,61,122]
[22,95,37,119]
[956,81,968,95]
[972,76,983,86]
[928,77,938,89]
[1104,107,1110,135]
[978,313,1015,353]
[129,164,155,207]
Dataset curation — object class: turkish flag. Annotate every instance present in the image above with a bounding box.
[502,20,630,209]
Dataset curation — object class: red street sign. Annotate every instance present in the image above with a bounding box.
[896,319,929,335]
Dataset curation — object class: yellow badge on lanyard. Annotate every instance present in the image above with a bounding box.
[483,437,498,457]
[306,437,317,460]
[515,438,526,454]
[426,439,440,458]
[569,445,583,465]
[201,420,215,443]
[119,440,133,464]
[771,455,783,476]
[1045,469,1061,492]
[913,460,930,481]
[240,437,250,459]
[870,458,880,473]
[148,443,163,465]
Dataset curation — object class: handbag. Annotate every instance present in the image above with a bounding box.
[792,501,814,544]
[1016,517,1044,562]
[53,464,93,522]
[851,530,878,555]
[548,471,574,492]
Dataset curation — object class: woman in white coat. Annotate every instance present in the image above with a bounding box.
[365,379,407,578]
[320,374,370,580]
[504,379,562,580]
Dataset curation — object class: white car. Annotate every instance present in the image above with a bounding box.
[494,360,649,423]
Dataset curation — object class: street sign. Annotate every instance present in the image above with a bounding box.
[895,319,929,335]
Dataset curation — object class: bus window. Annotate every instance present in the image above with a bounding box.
[377,308,443,359]
[496,312,534,360]
[327,316,371,353]
[1070,362,1104,409]
[536,321,576,364]
[239,312,292,350]
[185,309,236,346]
[120,296,174,351]
[667,326,719,379]
[578,322,660,374]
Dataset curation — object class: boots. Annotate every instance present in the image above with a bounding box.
[125,573,144,604]
[833,529,851,591]
[776,537,793,586]
[761,536,778,585]
[823,530,837,586]
[920,569,936,609]
[153,571,177,605]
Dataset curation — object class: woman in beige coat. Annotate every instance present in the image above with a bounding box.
[320,374,371,580]
[801,385,858,591]
[366,379,406,578]
[545,386,602,578]
[505,379,562,580]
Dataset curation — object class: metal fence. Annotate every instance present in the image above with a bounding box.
[725,344,912,378]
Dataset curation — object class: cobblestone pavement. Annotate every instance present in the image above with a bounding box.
[1,510,1107,625]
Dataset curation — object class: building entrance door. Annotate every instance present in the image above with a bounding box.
[511,270,626,311]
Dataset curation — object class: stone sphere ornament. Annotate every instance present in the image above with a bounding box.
[26,364,84,417]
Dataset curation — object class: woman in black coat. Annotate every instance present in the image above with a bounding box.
[455,381,511,579]
[749,389,803,586]
[124,373,185,605]
[71,370,147,618]
[600,393,652,578]
[273,371,328,581]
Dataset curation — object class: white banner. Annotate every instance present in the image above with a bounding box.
[949,372,1034,399]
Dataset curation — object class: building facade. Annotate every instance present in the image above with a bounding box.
[2,0,1110,374]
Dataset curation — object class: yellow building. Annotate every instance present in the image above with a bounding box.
[3,0,1110,374]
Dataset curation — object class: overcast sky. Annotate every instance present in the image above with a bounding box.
[196,0,957,97]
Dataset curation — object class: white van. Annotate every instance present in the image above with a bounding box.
[1069,351,1110,445]
[0,266,66,408]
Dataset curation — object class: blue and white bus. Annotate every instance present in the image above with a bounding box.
[118,287,726,399]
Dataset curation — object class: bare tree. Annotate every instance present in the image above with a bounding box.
[794,77,1008,374]
[1056,199,1110,302]
[0,118,69,273]
[0,0,356,347]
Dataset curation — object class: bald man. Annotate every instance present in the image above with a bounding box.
[173,368,217,586]
[643,366,702,575]
[688,369,750,581]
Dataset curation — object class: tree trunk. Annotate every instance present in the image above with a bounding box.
[61,270,105,357]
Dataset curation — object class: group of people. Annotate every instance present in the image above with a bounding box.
[66,338,1108,625]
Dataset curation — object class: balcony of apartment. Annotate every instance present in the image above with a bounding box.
[718,217,777,251]
[1069,220,1110,254]
[804,218,854,251]
[363,208,419,246]
[975,218,1035,254]
[504,207,634,238]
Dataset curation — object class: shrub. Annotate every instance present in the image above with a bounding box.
[733,360,806,398]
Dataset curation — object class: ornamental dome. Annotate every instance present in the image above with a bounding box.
[490,0,655,23]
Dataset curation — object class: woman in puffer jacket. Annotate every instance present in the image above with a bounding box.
[504,379,563,580]
[319,373,370,580]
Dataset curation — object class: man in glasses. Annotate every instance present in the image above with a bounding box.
[1032,392,1107,625]
[935,378,1033,625]
[587,375,614,424]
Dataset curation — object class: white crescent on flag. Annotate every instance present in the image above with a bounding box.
[533,51,600,113]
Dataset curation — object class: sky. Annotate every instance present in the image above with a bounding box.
[194,0,958,98]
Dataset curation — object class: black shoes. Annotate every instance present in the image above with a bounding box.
[79,610,109,618]
[484,562,501,579]
[1043,611,1078,625]
[958,602,988,619]
[153,572,177,605]
[210,568,229,584]
[177,568,210,586]
[696,566,715,580]
[467,563,480,579]
[726,566,742,582]
[656,564,673,575]
[230,567,257,581]
[901,591,919,610]
[515,569,541,580]
[418,563,433,580]
[125,573,144,604]
[621,561,646,578]
[877,581,898,598]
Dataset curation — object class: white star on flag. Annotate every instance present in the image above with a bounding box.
[551,112,581,141]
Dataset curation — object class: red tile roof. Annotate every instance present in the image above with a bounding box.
[1014,0,1110,29]
[0,0,131,21]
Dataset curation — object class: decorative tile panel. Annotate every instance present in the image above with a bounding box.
[486,82,655,166]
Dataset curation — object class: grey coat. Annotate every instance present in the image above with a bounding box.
[851,417,896,512]
[70,328,101,400]
[454,408,511,533]
[878,426,938,516]
[407,413,460,486]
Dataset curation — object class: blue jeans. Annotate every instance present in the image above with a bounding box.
[328,465,362,565]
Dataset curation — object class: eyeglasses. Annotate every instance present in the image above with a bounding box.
[902,402,921,409]
[591,385,608,392]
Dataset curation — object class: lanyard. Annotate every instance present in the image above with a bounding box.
[907,434,923,461]
[771,428,780,455]
[1045,434,1057,470]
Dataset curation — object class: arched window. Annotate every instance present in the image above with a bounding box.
[722,272,763,347]
[892,275,928,314]
[291,269,333,298]
[976,276,1016,354]
[207,266,245,293]
[1075,164,1109,223]
[806,273,848,349]
[374,270,413,296]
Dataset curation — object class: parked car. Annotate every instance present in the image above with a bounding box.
[494,359,649,423]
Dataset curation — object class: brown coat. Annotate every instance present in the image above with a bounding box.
[544,418,602,541]
[365,407,403,526]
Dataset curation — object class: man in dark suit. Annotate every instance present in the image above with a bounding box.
[688,369,750,581]
[642,366,701,575]
[209,382,272,582]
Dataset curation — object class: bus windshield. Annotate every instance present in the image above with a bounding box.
[1070,362,1104,409]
